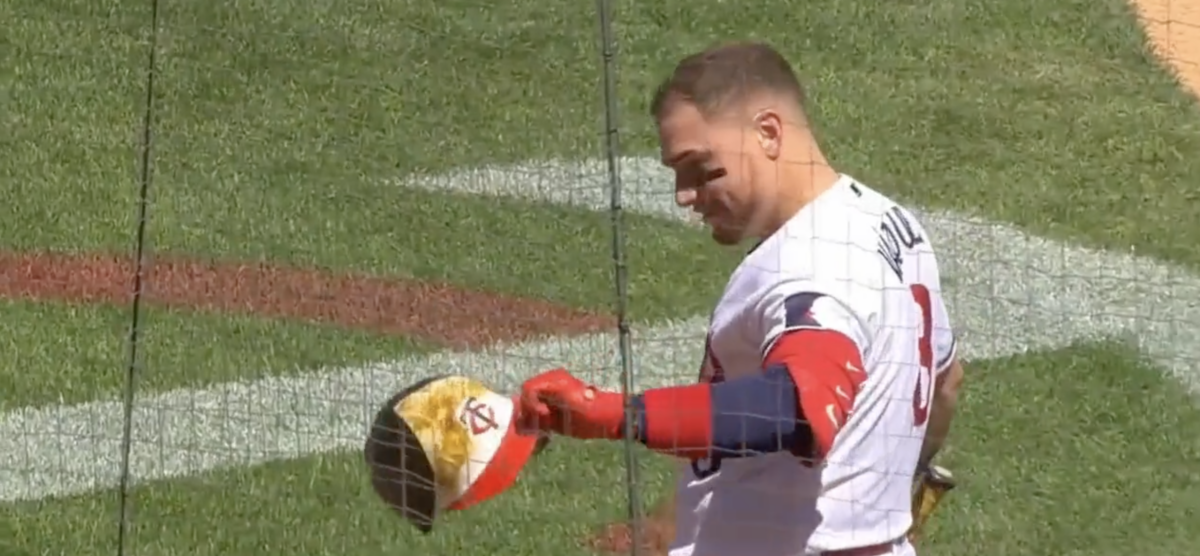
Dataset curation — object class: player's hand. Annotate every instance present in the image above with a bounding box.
[517,368,626,440]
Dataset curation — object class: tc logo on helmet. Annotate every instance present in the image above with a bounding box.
[459,396,500,435]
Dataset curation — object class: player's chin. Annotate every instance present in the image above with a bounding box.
[709,225,744,246]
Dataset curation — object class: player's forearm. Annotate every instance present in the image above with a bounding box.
[918,360,964,469]
[624,329,861,461]
[628,364,807,460]
[918,393,954,469]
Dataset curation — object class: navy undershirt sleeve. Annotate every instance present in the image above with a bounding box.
[632,364,809,457]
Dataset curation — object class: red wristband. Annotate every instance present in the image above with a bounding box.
[639,383,713,460]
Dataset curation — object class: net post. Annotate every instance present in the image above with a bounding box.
[594,0,642,554]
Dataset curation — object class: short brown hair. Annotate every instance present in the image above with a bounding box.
[650,41,806,119]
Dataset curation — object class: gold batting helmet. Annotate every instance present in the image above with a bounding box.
[363,375,547,532]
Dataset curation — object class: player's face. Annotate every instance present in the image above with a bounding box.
[658,102,768,246]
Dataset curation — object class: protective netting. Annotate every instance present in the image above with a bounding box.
[1,0,1198,555]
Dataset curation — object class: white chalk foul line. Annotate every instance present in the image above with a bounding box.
[1,295,1051,505]
[0,320,700,502]
[4,156,1197,502]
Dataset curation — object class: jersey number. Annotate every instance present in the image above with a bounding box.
[910,284,934,427]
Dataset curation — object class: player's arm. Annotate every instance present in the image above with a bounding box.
[918,357,963,470]
[917,290,961,471]
[628,284,869,462]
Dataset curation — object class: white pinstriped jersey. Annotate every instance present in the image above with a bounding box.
[671,175,956,556]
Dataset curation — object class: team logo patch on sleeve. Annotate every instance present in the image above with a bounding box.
[784,292,826,328]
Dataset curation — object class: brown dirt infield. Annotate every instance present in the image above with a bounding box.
[586,492,677,556]
[0,251,612,349]
[1135,0,1200,97]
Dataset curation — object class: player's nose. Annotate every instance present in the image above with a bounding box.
[675,189,697,208]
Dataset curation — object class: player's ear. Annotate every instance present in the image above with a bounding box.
[753,109,783,161]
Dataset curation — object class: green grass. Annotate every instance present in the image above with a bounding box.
[2,0,743,323]
[0,440,676,556]
[4,0,1200,269]
[925,343,1200,556]
[147,188,737,318]
[4,346,1196,556]
[0,299,434,409]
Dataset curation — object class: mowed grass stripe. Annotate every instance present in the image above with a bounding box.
[5,345,1199,556]
[0,298,436,409]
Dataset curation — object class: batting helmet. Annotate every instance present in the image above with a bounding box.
[363,375,547,532]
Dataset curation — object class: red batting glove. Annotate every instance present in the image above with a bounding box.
[517,368,626,440]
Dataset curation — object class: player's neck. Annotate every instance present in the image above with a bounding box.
[757,149,841,240]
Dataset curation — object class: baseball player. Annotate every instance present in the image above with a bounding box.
[516,41,964,556]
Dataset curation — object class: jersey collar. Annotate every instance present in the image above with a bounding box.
[747,174,857,255]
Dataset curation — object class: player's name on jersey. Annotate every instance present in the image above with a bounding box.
[877,206,925,281]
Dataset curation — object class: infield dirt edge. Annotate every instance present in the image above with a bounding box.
[0,251,613,349]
